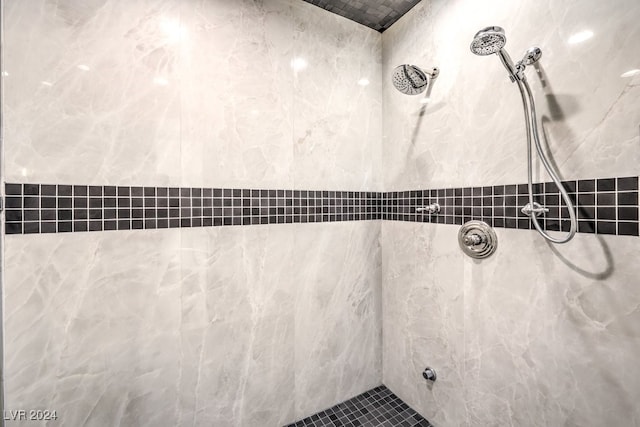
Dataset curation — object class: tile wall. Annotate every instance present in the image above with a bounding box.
[381,0,640,425]
[2,0,382,425]
[2,0,639,426]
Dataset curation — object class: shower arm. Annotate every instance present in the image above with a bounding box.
[425,67,440,79]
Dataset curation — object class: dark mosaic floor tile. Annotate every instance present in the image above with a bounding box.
[284,385,431,427]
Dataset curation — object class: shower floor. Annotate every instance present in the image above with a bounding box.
[285,385,432,427]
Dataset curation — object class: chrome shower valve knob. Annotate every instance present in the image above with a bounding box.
[458,220,498,259]
[416,203,440,214]
[463,233,484,246]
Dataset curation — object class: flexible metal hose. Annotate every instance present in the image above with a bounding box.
[515,77,577,243]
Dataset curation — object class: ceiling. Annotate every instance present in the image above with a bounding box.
[301,0,422,32]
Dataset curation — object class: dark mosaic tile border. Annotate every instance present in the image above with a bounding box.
[3,183,382,235]
[384,176,639,237]
[284,385,431,427]
[4,176,638,237]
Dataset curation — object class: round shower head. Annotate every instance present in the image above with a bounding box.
[392,64,433,95]
[470,26,507,55]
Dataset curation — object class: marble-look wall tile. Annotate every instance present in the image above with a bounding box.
[4,0,382,191]
[382,222,640,426]
[381,222,466,427]
[177,0,384,190]
[3,0,183,186]
[382,0,640,190]
[463,230,640,426]
[381,1,640,425]
[178,0,295,189]
[294,222,382,418]
[3,0,384,425]
[4,231,182,426]
[291,1,383,191]
[178,226,296,427]
[4,221,383,426]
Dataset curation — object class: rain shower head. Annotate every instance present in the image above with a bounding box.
[392,65,439,95]
[470,26,507,55]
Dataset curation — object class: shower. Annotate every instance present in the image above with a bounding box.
[392,64,439,95]
[470,26,577,244]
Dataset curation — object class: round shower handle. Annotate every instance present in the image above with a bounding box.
[463,233,484,246]
[458,220,498,259]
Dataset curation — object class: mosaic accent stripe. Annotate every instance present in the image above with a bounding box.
[284,385,431,427]
[4,176,638,237]
[384,176,639,237]
[3,184,382,235]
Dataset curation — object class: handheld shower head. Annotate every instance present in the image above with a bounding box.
[392,65,439,95]
[469,27,577,243]
[470,26,520,81]
[470,26,507,55]
[470,26,543,82]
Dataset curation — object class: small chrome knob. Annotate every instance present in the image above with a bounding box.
[422,367,437,382]
[463,233,483,246]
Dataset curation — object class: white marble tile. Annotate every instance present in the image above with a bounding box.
[3,0,183,186]
[381,222,467,427]
[3,222,383,426]
[382,1,640,425]
[291,1,383,191]
[2,0,384,423]
[3,0,383,191]
[179,0,383,191]
[382,0,640,190]
[4,0,639,426]
[178,226,296,427]
[4,231,182,427]
[178,0,296,189]
[382,223,640,426]
[463,230,640,426]
[293,222,382,418]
